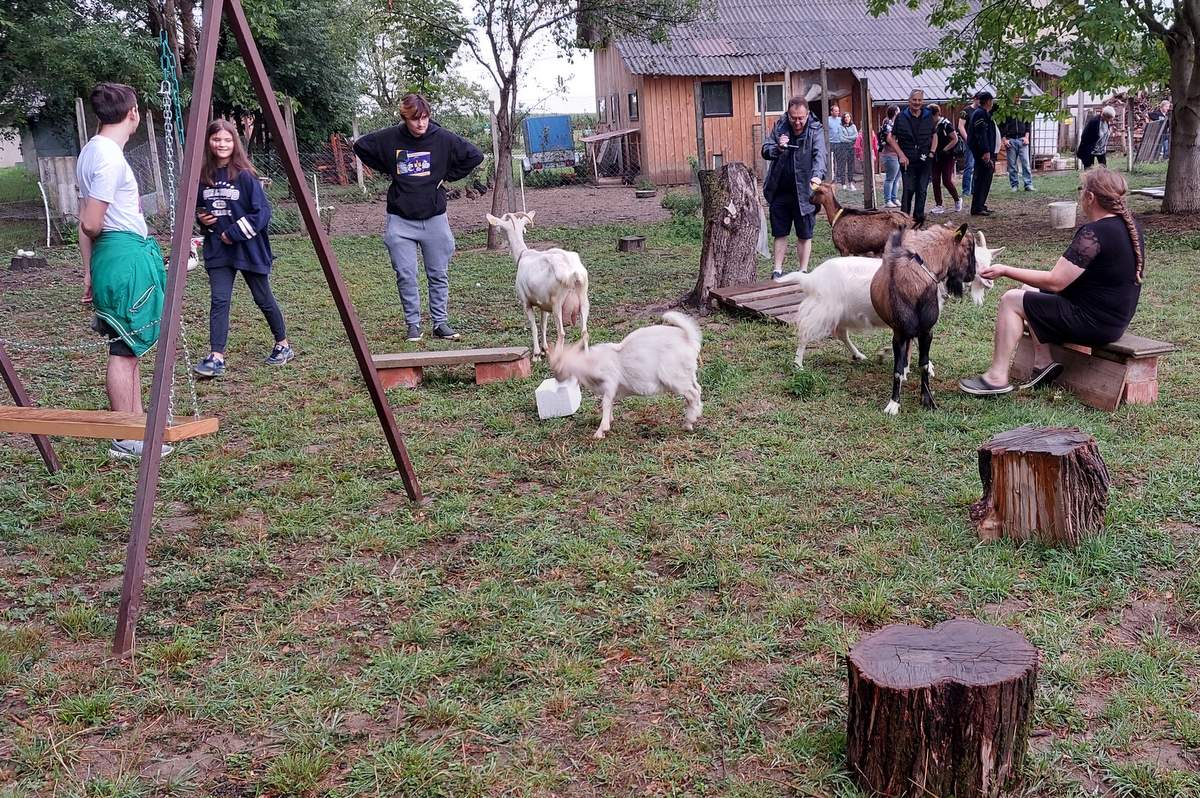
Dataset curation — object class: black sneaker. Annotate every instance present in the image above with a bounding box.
[772,268,784,280]
[265,343,295,366]
[405,324,423,342]
[433,323,461,341]
[194,355,225,378]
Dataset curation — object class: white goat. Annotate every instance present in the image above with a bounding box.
[548,312,703,439]
[778,230,1002,370]
[487,211,590,359]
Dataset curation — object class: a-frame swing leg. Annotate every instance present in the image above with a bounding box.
[0,341,60,474]
[114,0,422,655]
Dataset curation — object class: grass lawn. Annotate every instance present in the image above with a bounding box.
[1,165,1198,797]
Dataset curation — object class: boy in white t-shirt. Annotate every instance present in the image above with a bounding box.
[77,82,171,460]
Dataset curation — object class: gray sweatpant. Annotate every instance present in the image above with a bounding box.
[383,212,455,327]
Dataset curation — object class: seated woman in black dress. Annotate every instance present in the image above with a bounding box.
[960,167,1145,395]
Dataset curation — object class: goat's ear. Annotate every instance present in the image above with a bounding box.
[990,246,1006,258]
[525,210,537,224]
[954,223,969,241]
[975,230,987,247]
[485,213,503,227]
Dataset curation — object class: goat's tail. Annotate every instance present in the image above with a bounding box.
[662,311,702,350]
[773,269,812,289]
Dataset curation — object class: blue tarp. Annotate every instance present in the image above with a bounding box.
[524,115,574,154]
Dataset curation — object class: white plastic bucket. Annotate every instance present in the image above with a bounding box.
[1048,201,1077,229]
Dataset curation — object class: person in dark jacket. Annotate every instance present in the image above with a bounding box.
[762,97,826,277]
[1148,99,1171,160]
[1076,106,1115,169]
[886,89,937,224]
[193,119,292,378]
[1000,107,1034,191]
[353,93,484,341]
[968,92,998,215]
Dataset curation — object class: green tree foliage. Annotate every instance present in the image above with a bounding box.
[359,0,468,109]
[0,0,157,127]
[868,0,1199,213]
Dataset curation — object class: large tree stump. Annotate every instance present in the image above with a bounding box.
[847,619,1038,798]
[969,425,1109,548]
[684,163,759,308]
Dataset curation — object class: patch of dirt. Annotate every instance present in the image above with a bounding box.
[325,185,670,238]
[1108,599,1172,646]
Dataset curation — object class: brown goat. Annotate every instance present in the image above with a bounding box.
[810,182,913,256]
[869,223,978,415]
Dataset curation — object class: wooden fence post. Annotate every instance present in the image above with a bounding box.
[145,111,167,215]
[74,97,88,151]
[351,117,365,192]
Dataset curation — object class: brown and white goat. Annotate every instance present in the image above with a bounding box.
[869,223,979,415]
[810,181,913,256]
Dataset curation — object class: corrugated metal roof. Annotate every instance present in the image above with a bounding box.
[853,67,1044,103]
[614,0,959,76]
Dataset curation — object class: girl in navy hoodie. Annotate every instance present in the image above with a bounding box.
[193,119,293,377]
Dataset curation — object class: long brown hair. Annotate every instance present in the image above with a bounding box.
[201,119,256,186]
[1083,167,1144,283]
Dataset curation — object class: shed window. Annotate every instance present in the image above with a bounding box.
[755,82,785,115]
[701,81,733,118]
[628,92,639,120]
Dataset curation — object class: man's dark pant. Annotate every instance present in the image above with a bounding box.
[971,157,995,214]
[900,158,932,224]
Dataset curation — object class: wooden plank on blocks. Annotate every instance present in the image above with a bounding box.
[711,280,777,300]
[374,347,529,369]
[1049,343,1128,411]
[1101,333,1177,359]
[721,284,801,303]
[0,407,219,441]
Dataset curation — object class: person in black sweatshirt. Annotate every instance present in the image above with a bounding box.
[193,120,292,378]
[353,94,484,341]
[969,92,998,215]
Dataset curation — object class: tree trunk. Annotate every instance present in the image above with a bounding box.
[684,163,760,308]
[1163,35,1200,214]
[969,425,1109,548]
[179,0,199,73]
[488,85,515,250]
[847,619,1038,798]
[162,0,183,79]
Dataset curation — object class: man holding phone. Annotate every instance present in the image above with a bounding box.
[762,97,826,278]
[887,89,937,225]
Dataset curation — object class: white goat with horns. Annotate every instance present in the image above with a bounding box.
[487,211,590,359]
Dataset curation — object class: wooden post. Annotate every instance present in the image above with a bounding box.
[0,343,60,475]
[861,77,876,209]
[351,117,365,192]
[145,111,166,215]
[847,619,1038,798]
[1126,97,1135,173]
[74,97,88,151]
[693,80,706,179]
[113,0,423,656]
[685,163,759,308]
[283,100,298,153]
[970,425,1109,548]
[820,62,832,177]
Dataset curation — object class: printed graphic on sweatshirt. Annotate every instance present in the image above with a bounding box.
[201,181,258,239]
[395,149,432,178]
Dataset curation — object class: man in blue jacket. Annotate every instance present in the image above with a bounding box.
[762,97,826,278]
[969,92,998,215]
[354,93,484,341]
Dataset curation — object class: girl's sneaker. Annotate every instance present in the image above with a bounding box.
[109,439,174,460]
[194,355,225,377]
[265,343,295,365]
[954,199,963,212]
[931,205,946,214]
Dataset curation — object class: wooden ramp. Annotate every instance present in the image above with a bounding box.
[711,280,803,322]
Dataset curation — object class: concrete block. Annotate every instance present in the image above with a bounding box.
[536,377,581,419]
[379,366,422,389]
[475,355,531,385]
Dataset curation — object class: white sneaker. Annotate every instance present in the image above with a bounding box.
[954,199,963,212]
[109,439,175,460]
[1010,186,1018,192]
[931,205,945,214]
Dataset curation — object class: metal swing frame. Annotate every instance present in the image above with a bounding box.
[2,0,423,655]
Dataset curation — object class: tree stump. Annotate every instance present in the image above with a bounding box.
[617,235,645,252]
[847,619,1038,798]
[969,425,1109,547]
[684,162,759,308]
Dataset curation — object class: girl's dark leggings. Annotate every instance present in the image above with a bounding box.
[207,266,286,353]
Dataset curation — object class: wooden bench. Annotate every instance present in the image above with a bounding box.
[372,347,531,388]
[1012,331,1177,411]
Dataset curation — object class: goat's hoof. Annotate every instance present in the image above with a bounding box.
[852,352,867,362]
[793,359,805,369]
[682,422,694,431]
[883,400,900,415]
[921,395,937,411]
[592,430,607,440]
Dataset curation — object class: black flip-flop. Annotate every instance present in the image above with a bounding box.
[958,375,1015,396]
[1020,362,1064,391]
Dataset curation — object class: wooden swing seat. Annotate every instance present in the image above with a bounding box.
[0,407,218,442]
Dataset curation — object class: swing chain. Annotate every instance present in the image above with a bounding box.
[157,26,202,425]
